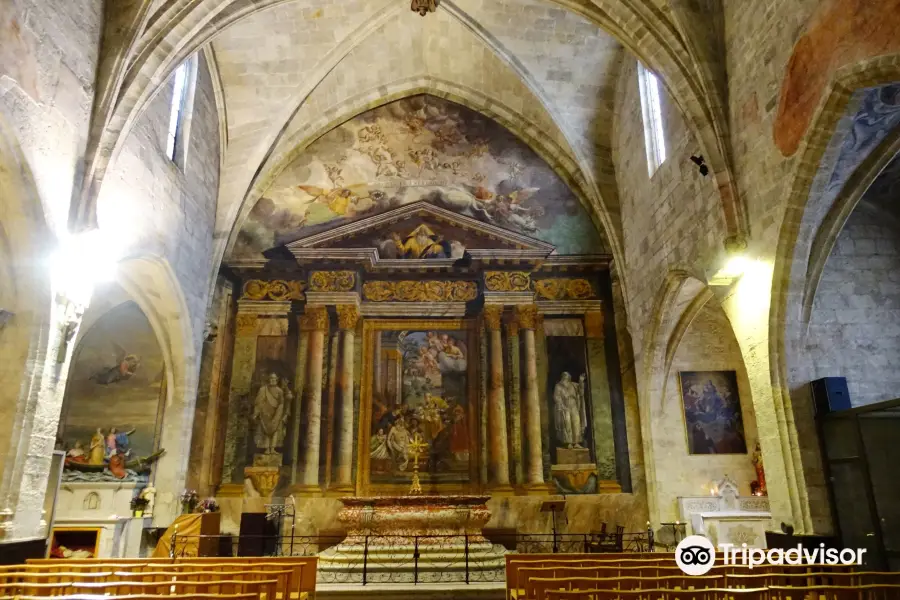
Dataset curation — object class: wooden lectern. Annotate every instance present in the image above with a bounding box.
[541,498,566,553]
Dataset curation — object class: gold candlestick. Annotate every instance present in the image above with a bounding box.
[408,433,428,496]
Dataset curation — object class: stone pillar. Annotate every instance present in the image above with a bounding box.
[333,305,359,492]
[516,305,547,490]
[298,306,329,493]
[483,305,511,491]
[372,332,383,400]
[505,318,523,485]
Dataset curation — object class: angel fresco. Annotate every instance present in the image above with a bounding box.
[90,343,140,385]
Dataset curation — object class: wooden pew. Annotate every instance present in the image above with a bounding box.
[0,578,277,598]
[27,556,317,599]
[7,595,260,600]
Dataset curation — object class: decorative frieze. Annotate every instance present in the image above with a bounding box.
[484,271,531,292]
[309,271,356,292]
[363,280,477,302]
[534,278,595,300]
[241,279,305,301]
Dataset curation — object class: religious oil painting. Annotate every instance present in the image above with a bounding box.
[679,371,747,455]
[363,321,476,490]
[60,302,165,462]
[545,333,599,495]
[231,94,607,260]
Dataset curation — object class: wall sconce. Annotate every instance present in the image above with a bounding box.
[707,235,750,286]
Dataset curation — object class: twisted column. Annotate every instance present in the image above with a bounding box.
[483,305,511,488]
[334,304,360,490]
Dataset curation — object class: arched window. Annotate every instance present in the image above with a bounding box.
[637,61,667,176]
[165,55,198,168]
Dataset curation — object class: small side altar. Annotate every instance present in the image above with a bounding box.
[318,495,505,584]
[678,476,771,549]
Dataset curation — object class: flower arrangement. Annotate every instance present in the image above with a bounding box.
[179,489,199,514]
[197,497,220,513]
[130,495,150,517]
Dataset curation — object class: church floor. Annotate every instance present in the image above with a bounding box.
[316,582,506,600]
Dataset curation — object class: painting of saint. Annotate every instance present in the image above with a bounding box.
[679,371,747,455]
[368,329,472,485]
[59,301,165,461]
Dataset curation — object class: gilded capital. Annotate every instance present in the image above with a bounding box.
[514,304,538,330]
[483,305,503,331]
[301,306,330,332]
[235,315,258,335]
[584,311,604,339]
[336,304,361,330]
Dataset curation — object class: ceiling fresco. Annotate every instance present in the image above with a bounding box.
[231,95,606,259]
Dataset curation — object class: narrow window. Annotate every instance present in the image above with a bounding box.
[638,61,667,176]
[165,56,197,167]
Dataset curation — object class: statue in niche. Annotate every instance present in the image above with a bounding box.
[253,373,291,454]
[751,442,767,496]
[554,372,588,449]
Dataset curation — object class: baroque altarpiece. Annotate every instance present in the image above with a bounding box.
[194,202,631,528]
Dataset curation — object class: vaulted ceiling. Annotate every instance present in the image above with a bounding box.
[84,0,737,274]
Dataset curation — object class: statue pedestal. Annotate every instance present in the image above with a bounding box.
[318,495,506,584]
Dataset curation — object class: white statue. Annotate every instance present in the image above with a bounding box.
[253,373,291,454]
[554,372,587,449]
[139,486,156,517]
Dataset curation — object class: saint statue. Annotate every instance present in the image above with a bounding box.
[553,372,588,449]
[253,373,291,454]
[751,441,767,495]
[88,428,105,465]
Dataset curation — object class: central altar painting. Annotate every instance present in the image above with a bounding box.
[359,320,478,492]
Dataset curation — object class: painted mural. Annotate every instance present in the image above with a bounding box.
[774,0,900,156]
[679,371,747,455]
[369,330,473,486]
[60,302,165,469]
[233,95,605,258]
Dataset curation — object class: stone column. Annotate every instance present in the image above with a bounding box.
[333,305,359,491]
[516,305,546,490]
[483,305,511,490]
[505,318,523,485]
[298,306,329,493]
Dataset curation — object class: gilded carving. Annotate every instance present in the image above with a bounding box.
[337,305,361,330]
[482,305,502,331]
[514,305,538,330]
[534,278,595,301]
[241,279,305,301]
[301,306,330,332]
[363,280,477,302]
[584,311,604,339]
[484,271,531,292]
[235,315,258,335]
[309,271,356,292]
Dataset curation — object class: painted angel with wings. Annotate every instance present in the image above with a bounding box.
[90,343,140,385]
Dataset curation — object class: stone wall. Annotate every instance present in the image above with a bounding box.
[612,58,724,356]
[0,0,103,539]
[805,201,900,407]
[653,301,758,522]
[94,51,221,523]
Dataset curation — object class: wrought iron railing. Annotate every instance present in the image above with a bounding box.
[168,528,657,585]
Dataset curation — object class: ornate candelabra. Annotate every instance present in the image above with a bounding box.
[407,433,428,496]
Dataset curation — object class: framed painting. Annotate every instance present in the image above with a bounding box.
[357,319,479,494]
[679,370,747,455]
